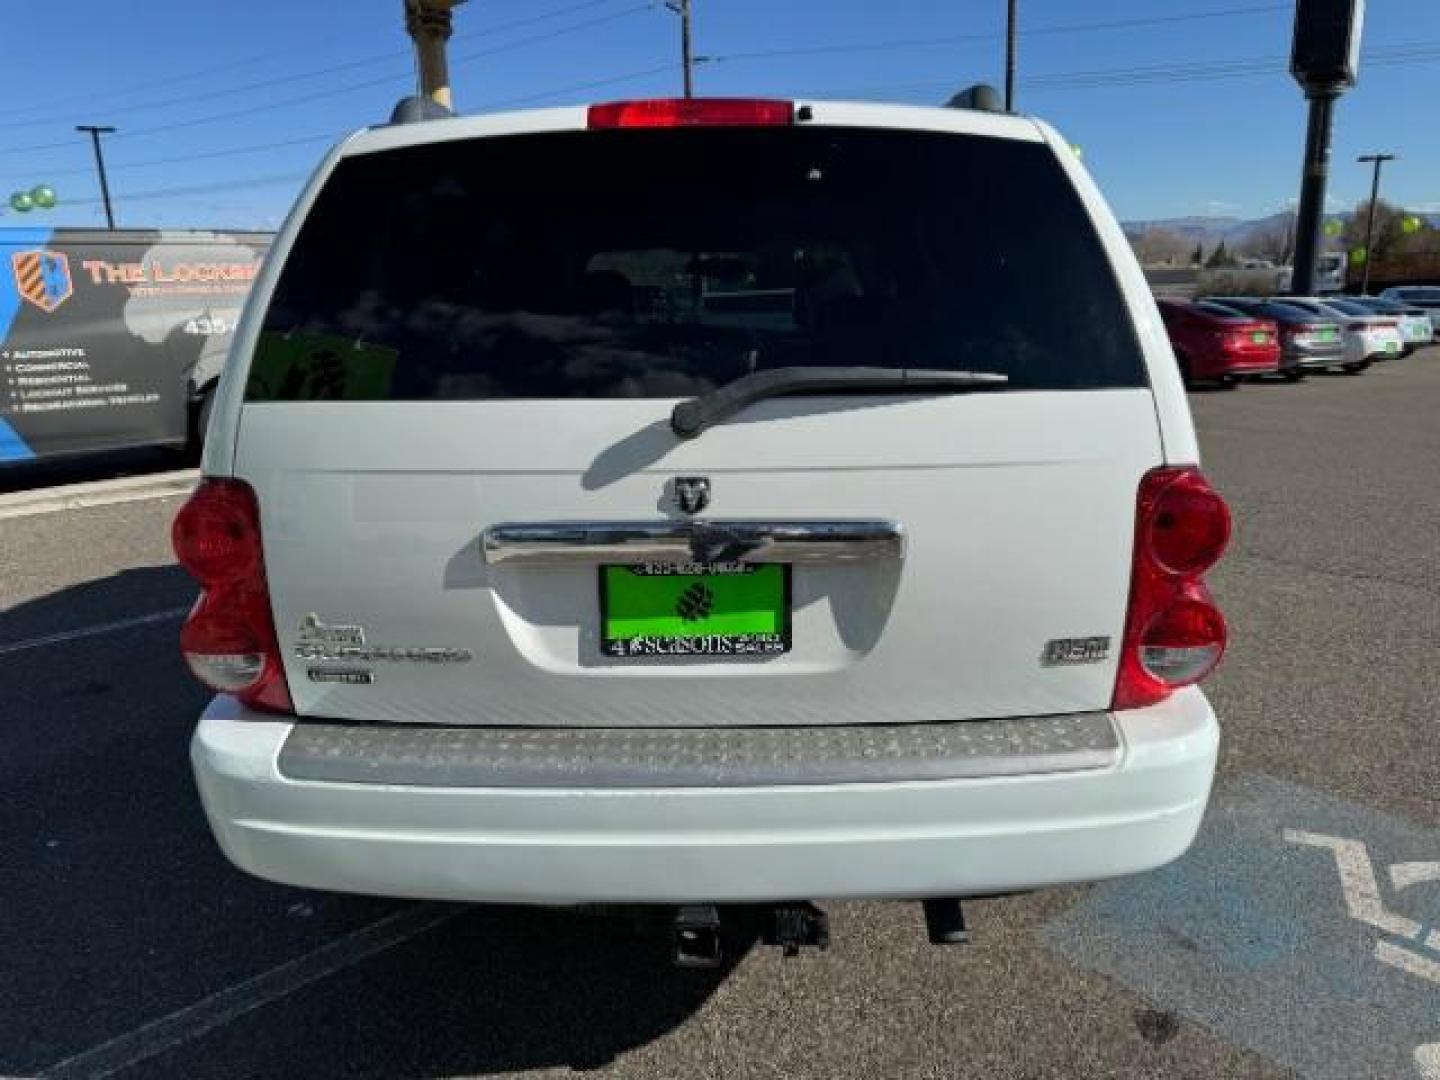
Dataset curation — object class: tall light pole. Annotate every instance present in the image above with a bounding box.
[1005,0,1018,112]
[404,0,467,110]
[1288,0,1365,296]
[1357,152,1396,295]
[666,0,694,98]
[75,125,117,230]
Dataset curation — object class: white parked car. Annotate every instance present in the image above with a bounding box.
[176,94,1230,956]
[1349,296,1435,353]
[1282,297,1402,371]
[1379,286,1440,334]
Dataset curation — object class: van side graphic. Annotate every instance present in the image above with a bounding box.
[11,249,73,313]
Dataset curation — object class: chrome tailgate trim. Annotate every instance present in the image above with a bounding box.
[277,712,1118,788]
[482,519,904,566]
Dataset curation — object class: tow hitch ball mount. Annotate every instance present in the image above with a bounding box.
[670,898,968,967]
[672,905,725,968]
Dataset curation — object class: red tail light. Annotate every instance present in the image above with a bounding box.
[587,98,793,129]
[172,479,292,714]
[1220,329,1267,350]
[1113,467,1231,711]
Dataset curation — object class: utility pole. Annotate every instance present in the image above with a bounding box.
[1004,0,1018,112]
[404,0,466,110]
[1356,151,1396,295]
[666,0,694,98]
[75,125,117,230]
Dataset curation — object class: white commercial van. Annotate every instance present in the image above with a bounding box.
[177,95,1231,960]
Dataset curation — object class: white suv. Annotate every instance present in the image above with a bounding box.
[178,97,1229,930]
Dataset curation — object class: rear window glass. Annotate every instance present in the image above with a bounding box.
[1195,301,1247,319]
[1264,303,1317,322]
[247,127,1146,402]
[1323,299,1366,316]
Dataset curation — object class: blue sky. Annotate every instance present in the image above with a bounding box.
[2,0,1437,229]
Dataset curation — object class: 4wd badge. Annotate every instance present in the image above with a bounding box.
[11,249,73,313]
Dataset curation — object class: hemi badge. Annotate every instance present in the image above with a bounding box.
[1041,636,1111,666]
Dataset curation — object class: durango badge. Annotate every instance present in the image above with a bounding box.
[295,613,472,665]
[11,249,73,313]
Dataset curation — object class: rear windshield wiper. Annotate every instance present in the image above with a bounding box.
[670,366,1010,439]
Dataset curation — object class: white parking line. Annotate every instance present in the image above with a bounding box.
[1414,1041,1440,1080]
[42,903,463,1080]
[0,608,190,658]
[1376,940,1440,986]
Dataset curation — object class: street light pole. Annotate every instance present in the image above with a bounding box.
[666,0,694,98]
[1357,152,1396,295]
[1005,0,1018,112]
[75,125,117,230]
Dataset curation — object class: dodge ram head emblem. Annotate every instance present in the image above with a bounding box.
[673,477,711,516]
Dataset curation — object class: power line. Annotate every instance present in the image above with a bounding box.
[449,3,650,66]
[709,4,1289,64]
[6,27,1436,192]
[1,1,1287,154]
[0,3,652,156]
[112,3,650,142]
[0,133,336,184]
[0,57,683,188]
[103,172,310,206]
[800,43,1440,100]
[474,61,679,110]
[0,0,631,129]
[0,30,399,121]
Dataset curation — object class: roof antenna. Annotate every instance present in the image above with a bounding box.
[945,83,1004,113]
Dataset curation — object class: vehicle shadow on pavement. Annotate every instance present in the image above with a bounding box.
[0,447,190,496]
[219,906,757,1077]
[0,565,745,1078]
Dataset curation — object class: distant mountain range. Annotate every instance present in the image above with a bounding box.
[1120,211,1440,248]
[1121,212,1324,248]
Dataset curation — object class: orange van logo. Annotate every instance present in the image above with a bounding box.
[11,249,74,313]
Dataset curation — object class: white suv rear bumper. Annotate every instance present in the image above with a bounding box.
[191,689,1218,904]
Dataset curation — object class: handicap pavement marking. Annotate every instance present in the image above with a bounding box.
[1044,773,1440,1080]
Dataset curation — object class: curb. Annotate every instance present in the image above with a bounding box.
[0,469,199,521]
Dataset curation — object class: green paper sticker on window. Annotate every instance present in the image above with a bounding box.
[246,332,398,401]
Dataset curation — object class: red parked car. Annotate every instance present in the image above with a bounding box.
[1157,299,1282,387]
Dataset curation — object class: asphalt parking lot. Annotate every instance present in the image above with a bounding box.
[1,352,1437,1079]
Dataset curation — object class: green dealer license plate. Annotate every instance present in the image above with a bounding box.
[600,563,790,658]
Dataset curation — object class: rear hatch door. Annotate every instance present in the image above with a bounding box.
[234,118,1162,727]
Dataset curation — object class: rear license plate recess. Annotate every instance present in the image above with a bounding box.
[600,562,791,658]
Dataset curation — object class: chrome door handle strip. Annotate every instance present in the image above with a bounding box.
[482,520,905,566]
